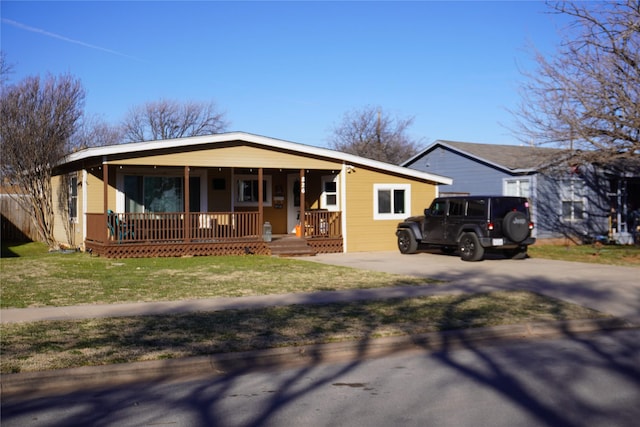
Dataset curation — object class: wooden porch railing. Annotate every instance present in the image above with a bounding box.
[85,210,342,245]
[304,210,342,238]
[86,212,262,244]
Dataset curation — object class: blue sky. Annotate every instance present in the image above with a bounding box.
[1,1,569,148]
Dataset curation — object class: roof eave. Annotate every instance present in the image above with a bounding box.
[58,132,453,185]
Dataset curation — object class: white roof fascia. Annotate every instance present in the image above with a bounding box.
[61,132,453,185]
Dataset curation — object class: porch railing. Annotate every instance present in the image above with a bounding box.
[304,210,342,238]
[85,210,342,245]
[86,212,261,244]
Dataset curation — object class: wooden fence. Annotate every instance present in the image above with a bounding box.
[0,195,39,242]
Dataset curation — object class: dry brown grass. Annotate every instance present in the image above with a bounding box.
[1,291,608,374]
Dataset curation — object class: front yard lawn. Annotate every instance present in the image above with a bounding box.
[0,242,433,308]
[1,290,607,374]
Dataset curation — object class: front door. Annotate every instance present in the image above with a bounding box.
[287,174,301,233]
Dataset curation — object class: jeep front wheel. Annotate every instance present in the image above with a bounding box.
[459,232,484,261]
[397,229,418,254]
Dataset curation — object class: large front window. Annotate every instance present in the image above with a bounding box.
[124,175,183,213]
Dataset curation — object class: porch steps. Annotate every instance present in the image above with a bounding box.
[267,236,316,257]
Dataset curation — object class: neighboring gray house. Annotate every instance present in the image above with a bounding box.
[403,140,640,243]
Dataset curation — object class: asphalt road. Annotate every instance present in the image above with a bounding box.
[3,328,639,427]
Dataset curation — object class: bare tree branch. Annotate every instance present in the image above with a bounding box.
[328,106,423,164]
[122,99,229,142]
[513,1,640,165]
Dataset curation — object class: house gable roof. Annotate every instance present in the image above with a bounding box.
[403,140,568,173]
[58,131,453,185]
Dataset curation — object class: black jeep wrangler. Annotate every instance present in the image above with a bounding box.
[396,196,535,261]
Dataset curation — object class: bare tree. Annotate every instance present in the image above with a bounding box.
[328,106,423,164]
[0,74,85,248]
[122,99,229,142]
[72,114,124,149]
[514,1,640,165]
[0,52,14,86]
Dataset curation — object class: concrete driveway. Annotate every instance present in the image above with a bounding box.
[306,250,640,324]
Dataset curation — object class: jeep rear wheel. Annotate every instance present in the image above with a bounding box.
[397,229,418,254]
[459,232,484,261]
[503,211,529,242]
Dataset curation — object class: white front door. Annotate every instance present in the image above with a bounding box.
[287,174,301,233]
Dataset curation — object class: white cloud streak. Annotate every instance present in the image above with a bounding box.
[2,18,142,62]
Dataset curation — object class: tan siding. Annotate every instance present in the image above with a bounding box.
[51,173,83,247]
[115,146,341,169]
[344,167,437,252]
[84,168,117,213]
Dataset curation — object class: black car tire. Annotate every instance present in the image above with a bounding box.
[459,232,484,261]
[397,229,418,254]
[502,211,529,242]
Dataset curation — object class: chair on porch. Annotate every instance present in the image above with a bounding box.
[107,210,135,242]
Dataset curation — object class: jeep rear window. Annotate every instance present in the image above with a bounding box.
[466,200,486,217]
[492,198,528,217]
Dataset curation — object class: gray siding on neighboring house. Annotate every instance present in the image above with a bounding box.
[535,168,611,240]
[408,146,510,195]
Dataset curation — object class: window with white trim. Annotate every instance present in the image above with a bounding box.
[560,178,585,221]
[68,174,78,223]
[321,175,339,211]
[504,177,531,197]
[373,183,411,220]
[235,174,272,207]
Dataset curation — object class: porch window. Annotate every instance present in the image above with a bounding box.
[235,175,272,207]
[68,174,78,223]
[321,175,339,211]
[373,184,411,220]
[124,175,184,213]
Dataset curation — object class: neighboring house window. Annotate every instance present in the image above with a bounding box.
[68,174,78,223]
[504,178,531,197]
[373,184,411,220]
[235,175,272,207]
[321,175,339,211]
[561,179,585,221]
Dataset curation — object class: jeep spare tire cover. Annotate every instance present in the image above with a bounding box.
[502,211,529,242]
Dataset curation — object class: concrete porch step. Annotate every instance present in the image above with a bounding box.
[267,236,315,257]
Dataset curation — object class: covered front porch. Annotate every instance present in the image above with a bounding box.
[84,163,344,258]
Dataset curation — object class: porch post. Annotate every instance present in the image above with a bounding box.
[299,169,305,237]
[103,159,108,243]
[258,167,264,237]
[184,166,191,242]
